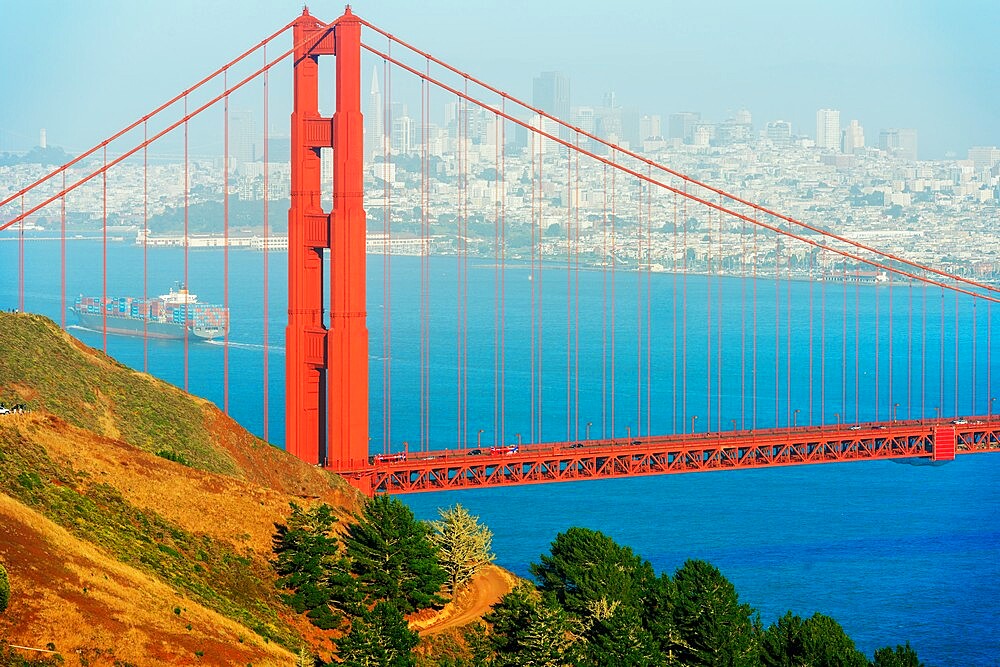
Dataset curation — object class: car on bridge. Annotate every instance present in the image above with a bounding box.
[370,452,407,464]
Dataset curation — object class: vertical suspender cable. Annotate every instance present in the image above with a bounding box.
[939,290,945,416]
[889,273,894,419]
[500,101,507,447]
[646,166,652,437]
[61,171,66,329]
[821,251,826,423]
[610,154,616,437]
[537,131,543,443]
[420,69,430,450]
[602,164,608,437]
[740,211,747,429]
[223,72,230,415]
[908,283,913,419]
[457,93,464,448]
[809,249,814,424]
[987,300,992,419]
[707,206,713,430]
[102,146,108,353]
[987,299,992,418]
[143,123,149,372]
[774,233,779,426]
[854,268,859,422]
[18,196,24,313]
[530,131,536,442]
[972,298,977,415]
[494,112,501,448]
[184,95,190,392]
[262,44,270,442]
[636,177,644,436]
[383,54,392,451]
[875,271,880,421]
[567,144,573,441]
[575,139,581,439]
[672,191,678,433]
[462,83,470,448]
[785,242,791,427]
[954,293,959,415]
[921,285,927,419]
[683,183,688,432]
[716,205,722,431]
[752,216,757,429]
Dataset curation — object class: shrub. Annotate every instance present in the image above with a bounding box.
[0,562,9,613]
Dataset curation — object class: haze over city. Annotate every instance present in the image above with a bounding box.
[2,0,998,159]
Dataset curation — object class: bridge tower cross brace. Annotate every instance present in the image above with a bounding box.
[286,7,368,471]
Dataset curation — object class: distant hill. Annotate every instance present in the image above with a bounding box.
[0,146,73,167]
[0,312,365,665]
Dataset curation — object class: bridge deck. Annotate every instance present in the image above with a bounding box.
[329,417,1000,495]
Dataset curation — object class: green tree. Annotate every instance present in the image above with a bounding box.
[272,502,351,630]
[428,504,496,594]
[761,611,867,667]
[761,611,806,666]
[583,602,663,667]
[0,562,9,613]
[344,495,447,614]
[667,559,760,667]
[530,527,655,619]
[483,582,581,667]
[335,600,419,667]
[871,642,923,667]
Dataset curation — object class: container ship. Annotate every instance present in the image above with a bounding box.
[71,285,229,341]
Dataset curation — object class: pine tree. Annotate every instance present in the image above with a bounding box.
[872,642,924,667]
[761,611,806,667]
[335,600,419,667]
[583,602,663,666]
[530,527,655,619]
[272,502,345,629]
[484,582,581,667]
[798,613,868,667]
[344,495,447,614]
[667,559,760,667]
[428,504,496,594]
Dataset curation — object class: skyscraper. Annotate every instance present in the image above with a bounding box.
[639,115,662,140]
[765,120,792,145]
[532,72,570,118]
[842,119,865,154]
[880,128,918,161]
[815,109,841,151]
[365,66,385,157]
[668,112,700,143]
[229,110,257,165]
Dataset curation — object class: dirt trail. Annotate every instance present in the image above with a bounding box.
[411,565,517,635]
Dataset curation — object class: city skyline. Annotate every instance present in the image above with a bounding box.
[1,1,998,159]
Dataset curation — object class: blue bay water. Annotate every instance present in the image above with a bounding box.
[2,236,999,665]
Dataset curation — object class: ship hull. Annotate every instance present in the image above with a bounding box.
[72,310,226,341]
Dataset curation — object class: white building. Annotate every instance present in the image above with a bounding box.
[816,108,841,151]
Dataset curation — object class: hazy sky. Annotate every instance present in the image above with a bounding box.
[1,0,997,159]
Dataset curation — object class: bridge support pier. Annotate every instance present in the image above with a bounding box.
[286,8,368,472]
[932,425,957,461]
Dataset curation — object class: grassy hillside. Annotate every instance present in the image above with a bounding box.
[0,312,366,664]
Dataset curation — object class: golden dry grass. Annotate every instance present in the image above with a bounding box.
[0,492,296,666]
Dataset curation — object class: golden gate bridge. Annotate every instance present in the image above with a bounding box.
[2,7,999,495]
